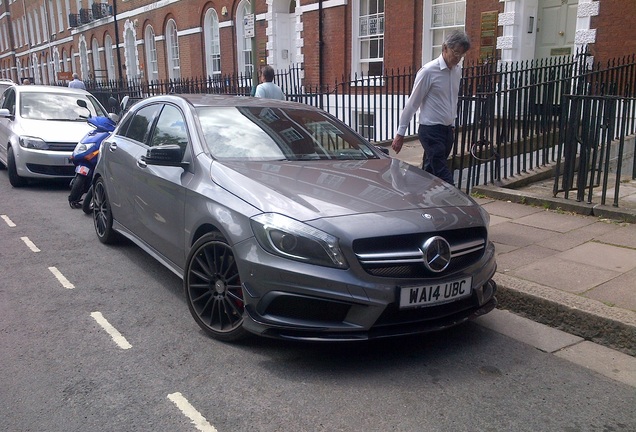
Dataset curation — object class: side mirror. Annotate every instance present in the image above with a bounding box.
[141,145,189,169]
[0,108,13,119]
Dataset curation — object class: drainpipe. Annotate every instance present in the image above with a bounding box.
[318,0,323,93]
[112,0,124,83]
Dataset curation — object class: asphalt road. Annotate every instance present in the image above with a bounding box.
[1,174,635,432]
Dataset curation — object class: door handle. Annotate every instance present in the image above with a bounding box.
[559,31,564,36]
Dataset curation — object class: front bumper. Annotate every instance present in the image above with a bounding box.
[235,239,498,341]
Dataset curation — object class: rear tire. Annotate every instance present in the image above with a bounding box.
[92,177,119,244]
[68,174,86,204]
[7,147,26,187]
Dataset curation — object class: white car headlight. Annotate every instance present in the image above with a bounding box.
[19,136,49,149]
[251,213,348,269]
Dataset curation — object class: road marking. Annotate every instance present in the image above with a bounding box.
[48,267,75,289]
[167,392,218,432]
[1,215,16,227]
[21,236,40,252]
[90,312,132,350]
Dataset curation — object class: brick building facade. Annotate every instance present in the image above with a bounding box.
[0,0,632,86]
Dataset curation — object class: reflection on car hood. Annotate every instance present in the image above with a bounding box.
[212,158,476,219]
[15,118,92,143]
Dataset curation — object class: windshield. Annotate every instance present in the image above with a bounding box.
[20,92,108,120]
[196,106,379,161]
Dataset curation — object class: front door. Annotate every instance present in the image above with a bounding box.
[535,0,578,59]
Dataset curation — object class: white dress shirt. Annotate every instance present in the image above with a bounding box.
[396,55,462,136]
[254,82,285,100]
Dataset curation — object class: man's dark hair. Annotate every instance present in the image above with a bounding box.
[262,65,275,82]
[444,31,471,52]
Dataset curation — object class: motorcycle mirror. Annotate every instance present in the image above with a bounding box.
[76,99,91,118]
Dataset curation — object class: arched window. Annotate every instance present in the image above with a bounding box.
[92,38,102,81]
[104,34,116,80]
[53,49,61,81]
[144,25,159,81]
[204,8,221,78]
[124,23,140,80]
[236,1,252,76]
[63,50,69,72]
[165,19,180,79]
[79,37,90,81]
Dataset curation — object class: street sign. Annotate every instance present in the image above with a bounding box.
[244,13,254,38]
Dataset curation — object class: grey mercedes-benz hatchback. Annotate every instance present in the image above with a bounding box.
[92,94,497,342]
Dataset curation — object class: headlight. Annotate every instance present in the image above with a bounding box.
[251,213,348,269]
[478,205,491,227]
[19,136,49,149]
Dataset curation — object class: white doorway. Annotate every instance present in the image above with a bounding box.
[535,0,578,59]
[271,0,298,71]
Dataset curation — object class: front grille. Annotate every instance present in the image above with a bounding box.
[354,228,487,278]
[26,163,75,176]
[46,142,77,151]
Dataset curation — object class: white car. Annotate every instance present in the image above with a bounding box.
[0,85,110,187]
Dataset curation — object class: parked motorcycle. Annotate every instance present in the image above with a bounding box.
[68,98,120,213]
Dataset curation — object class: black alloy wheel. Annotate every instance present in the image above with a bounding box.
[184,232,247,342]
[92,177,118,244]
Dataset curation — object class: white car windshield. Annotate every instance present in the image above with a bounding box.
[20,93,107,121]
[197,106,379,161]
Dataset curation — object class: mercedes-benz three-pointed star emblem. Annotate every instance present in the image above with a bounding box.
[422,236,451,272]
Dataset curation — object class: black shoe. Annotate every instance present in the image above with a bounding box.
[69,201,82,209]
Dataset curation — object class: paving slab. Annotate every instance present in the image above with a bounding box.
[495,244,559,272]
[555,341,636,388]
[594,224,636,249]
[474,309,583,353]
[585,269,636,312]
[480,200,545,219]
[557,242,636,272]
[489,221,557,247]
[536,221,621,251]
[510,256,620,294]
[513,210,597,233]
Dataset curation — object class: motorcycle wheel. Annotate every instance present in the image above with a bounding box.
[82,186,93,214]
[68,174,86,205]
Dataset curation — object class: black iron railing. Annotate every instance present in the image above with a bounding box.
[77,52,636,203]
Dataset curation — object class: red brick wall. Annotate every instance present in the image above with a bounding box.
[590,0,636,64]
[465,0,503,64]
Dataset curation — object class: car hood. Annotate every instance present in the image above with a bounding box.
[211,157,477,220]
[14,118,92,143]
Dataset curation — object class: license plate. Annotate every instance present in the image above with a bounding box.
[75,165,90,175]
[399,277,472,308]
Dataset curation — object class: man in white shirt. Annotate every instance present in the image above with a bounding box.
[68,73,86,90]
[254,65,285,100]
[391,31,470,186]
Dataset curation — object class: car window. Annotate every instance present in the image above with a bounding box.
[121,104,161,144]
[149,105,189,157]
[197,106,377,161]
[1,88,16,114]
[19,92,105,120]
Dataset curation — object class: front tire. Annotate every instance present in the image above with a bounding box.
[82,186,93,214]
[92,177,119,244]
[184,232,248,342]
[7,147,26,187]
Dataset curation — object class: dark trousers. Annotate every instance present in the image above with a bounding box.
[418,124,455,185]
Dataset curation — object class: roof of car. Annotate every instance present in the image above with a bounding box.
[141,93,321,111]
[13,85,91,95]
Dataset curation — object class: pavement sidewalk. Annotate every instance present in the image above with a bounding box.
[388,139,636,357]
